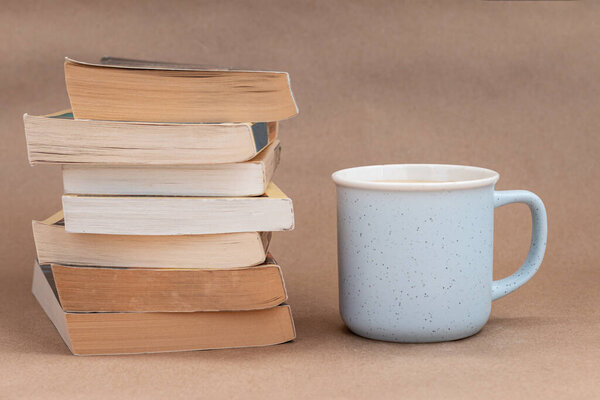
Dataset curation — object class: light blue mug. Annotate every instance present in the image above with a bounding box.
[332,164,547,342]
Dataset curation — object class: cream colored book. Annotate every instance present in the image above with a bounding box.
[64,57,298,123]
[33,211,270,269]
[32,261,296,355]
[50,254,286,312]
[23,110,278,165]
[62,140,280,196]
[62,182,294,235]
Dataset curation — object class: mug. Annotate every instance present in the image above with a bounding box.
[332,164,547,342]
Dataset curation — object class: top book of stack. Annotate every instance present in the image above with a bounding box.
[64,57,298,123]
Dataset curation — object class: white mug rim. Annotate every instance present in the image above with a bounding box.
[332,164,500,191]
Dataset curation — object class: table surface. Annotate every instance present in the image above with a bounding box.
[2,1,599,399]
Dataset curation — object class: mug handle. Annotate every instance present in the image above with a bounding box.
[492,190,548,301]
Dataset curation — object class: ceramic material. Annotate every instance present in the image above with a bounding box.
[332,164,547,342]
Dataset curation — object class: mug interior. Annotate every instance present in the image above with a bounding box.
[332,164,499,191]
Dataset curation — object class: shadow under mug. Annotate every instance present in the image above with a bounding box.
[332,164,547,342]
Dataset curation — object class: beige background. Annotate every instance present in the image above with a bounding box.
[2,1,599,398]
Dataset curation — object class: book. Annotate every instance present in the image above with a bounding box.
[32,261,296,355]
[62,182,295,235]
[50,254,286,312]
[60,139,281,196]
[64,57,298,123]
[23,110,278,165]
[33,211,271,269]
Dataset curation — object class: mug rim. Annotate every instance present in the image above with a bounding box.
[331,164,500,191]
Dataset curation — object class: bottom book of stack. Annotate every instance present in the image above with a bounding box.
[32,256,295,355]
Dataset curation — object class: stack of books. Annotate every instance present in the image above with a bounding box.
[24,57,298,355]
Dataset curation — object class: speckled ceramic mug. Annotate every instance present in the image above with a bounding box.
[332,164,547,342]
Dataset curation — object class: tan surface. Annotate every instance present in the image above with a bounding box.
[1,0,599,398]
